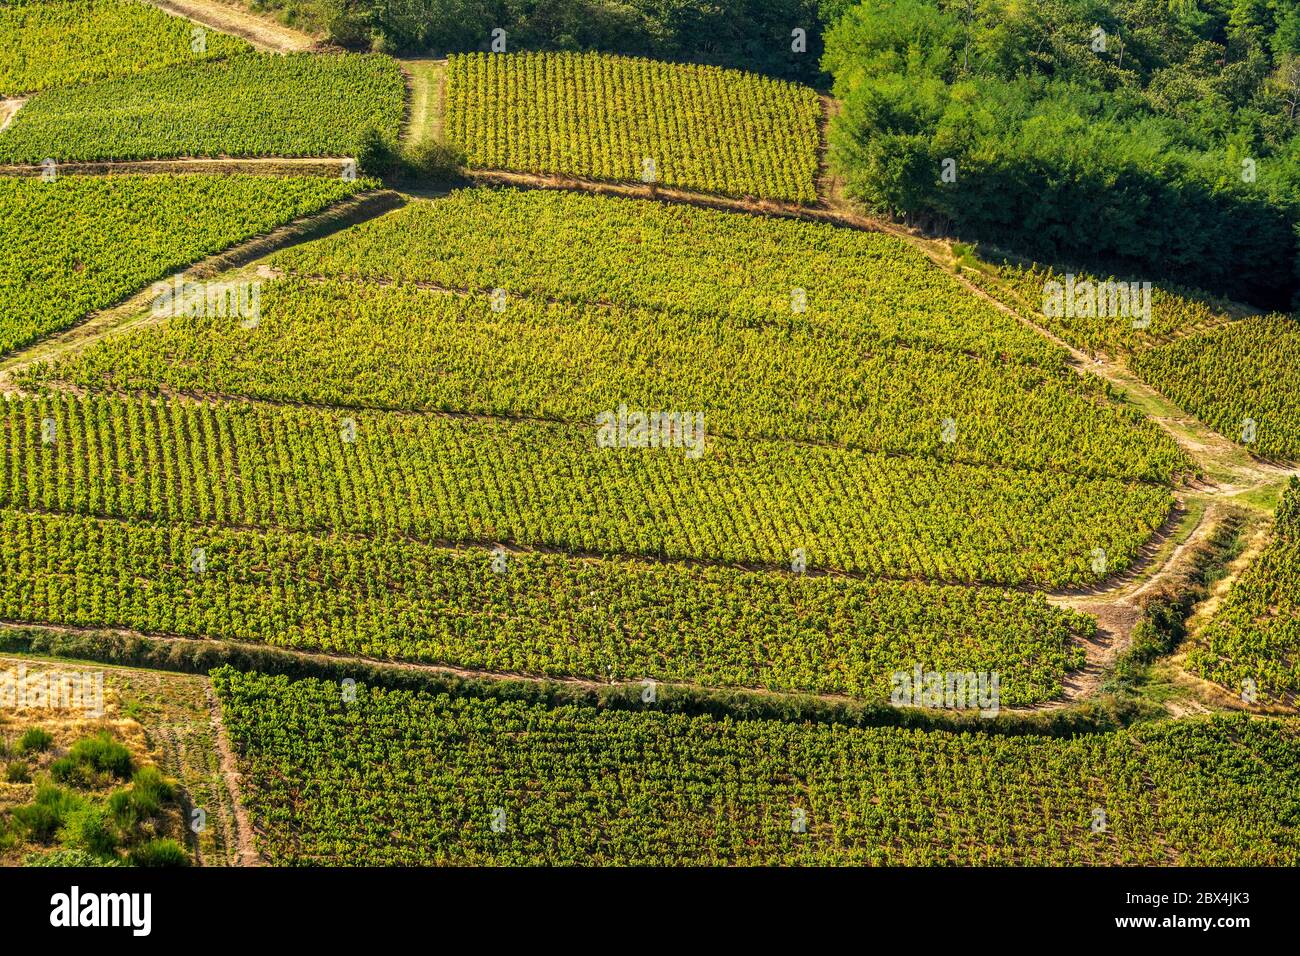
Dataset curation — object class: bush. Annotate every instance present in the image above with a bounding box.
[128,839,190,868]
[11,783,81,842]
[18,728,53,754]
[58,804,117,857]
[25,847,120,867]
[354,126,400,177]
[5,760,30,783]
[65,732,133,779]
[400,139,463,181]
[11,802,61,842]
[128,766,175,819]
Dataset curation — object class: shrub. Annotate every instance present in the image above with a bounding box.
[355,125,400,177]
[128,839,190,867]
[26,847,120,867]
[18,728,53,753]
[58,804,118,857]
[66,732,133,779]
[5,760,30,783]
[400,139,463,181]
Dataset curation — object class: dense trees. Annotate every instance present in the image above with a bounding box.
[824,0,1300,307]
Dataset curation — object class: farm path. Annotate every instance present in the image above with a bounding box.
[143,0,317,52]
[205,684,264,866]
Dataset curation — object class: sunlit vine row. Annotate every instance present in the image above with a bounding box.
[213,669,1300,865]
[0,393,1172,586]
[443,52,822,202]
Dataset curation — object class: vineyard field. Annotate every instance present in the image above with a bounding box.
[0,509,1090,704]
[0,0,246,96]
[273,187,1066,366]
[213,668,1300,865]
[0,53,405,163]
[0,394,1172,586]
[443,52,822,202]
[1131,316,1300,462]
[988,262,1298,461]
[32,276,1192,481]
[1188,479,1300,702]
[0,175,370,357]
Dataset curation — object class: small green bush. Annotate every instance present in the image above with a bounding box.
[128,839,190,868]
[355,126,400,177]
[26,847,120,867]
[400,139,463,181]
[18,728,53,754]
[12,801,61,842]
[5,760,30,783]
[59,804,117,857]
[66,732,133,779]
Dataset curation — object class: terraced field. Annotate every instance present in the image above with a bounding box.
[0,53,405,162]
[0,0,1295,885]
[443,52,822,202]
[215,668,1300,865]
[0,0,247,95]
[0,175,370,355]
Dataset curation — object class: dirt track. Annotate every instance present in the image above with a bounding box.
[143,0,317,52]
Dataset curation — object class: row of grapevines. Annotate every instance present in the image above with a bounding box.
[0,393,1173,586]
[0,508,1089,705]
[29,276,1192,482]
[0,53,405,162]
[989,260,1252,359]
[443,52,822,202]
[213,668,1300,865]
[273,186,1066,366]
[1130,315,1300,462]
[0,0,246,96]
[1187,478,1300,701]
[0,175,371,358]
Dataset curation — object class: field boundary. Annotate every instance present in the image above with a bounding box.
[0,157,352,177]
[142,0,317,52]
[204,684,265,866]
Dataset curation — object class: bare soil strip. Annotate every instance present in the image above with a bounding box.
[143,0,317,52]
[205,685,264,866]
[0,98,23,133]
[0,157,351,177]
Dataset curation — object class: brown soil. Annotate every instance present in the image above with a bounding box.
[204,685,263,865]
[143,0,317,52]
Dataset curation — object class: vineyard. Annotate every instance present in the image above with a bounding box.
[31,275,1192,481]
[0,0,246,96]
[0,0,1295,883]
[443,52,822,202]
[0,393,1171,586]
[272,187,1065,365]
[0,53,405,163]
[1188,479,1300,702]
[213,668,1300,865]
[986,261,1300,461]
[1131,316,1300,462]
[0,175,368,356]
[0,509,1090,705]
